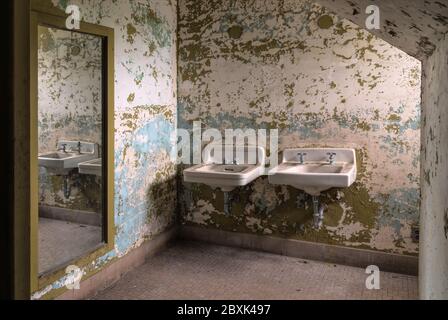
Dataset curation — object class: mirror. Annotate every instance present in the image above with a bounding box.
[36,25,105,276]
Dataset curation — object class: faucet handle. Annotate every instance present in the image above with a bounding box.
[297,152,307,164]
[326,152,337,164]
[58,143,68,152]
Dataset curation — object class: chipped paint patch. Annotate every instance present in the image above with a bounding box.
[33,0,178,299]
[317,15,334,29]
[178,0,421,256]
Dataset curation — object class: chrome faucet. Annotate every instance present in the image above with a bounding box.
[232,158,240,165]
[75,142,82,154]
[297,152,307,164]
[57,144,68,153]
[327,152,337,165]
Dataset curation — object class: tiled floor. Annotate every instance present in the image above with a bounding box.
[92,241,418,300]
[39,218,102,274]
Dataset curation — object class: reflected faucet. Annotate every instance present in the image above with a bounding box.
[75,141,82,154]
[297,152,307,165]
[327,152,337,165]
[57,144,68,153]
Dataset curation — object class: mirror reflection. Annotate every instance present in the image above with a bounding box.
[37,26,105,275]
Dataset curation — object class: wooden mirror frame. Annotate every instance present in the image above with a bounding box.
[29,10,115,294]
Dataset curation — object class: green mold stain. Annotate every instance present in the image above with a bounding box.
[388,114,402,121]
[228,25,243,39]
[146,164,177,219]
[317,15,334,29]
[284,83,295,97]
[147,41,157,56]
[333,22,349,35]
[357,121,371,132]
[44,174,101,213]
[181,42,209,61]
[385,124,400,134]
[126,23,137,44]
[134,73,144,86]
[322,202,344,227]
[341,185,378,228]
[127,93,135,103]
[131,6,172,48]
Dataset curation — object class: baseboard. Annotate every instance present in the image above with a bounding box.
[56,226,179,300]
[39,206,102,227]
[179,225,418,276]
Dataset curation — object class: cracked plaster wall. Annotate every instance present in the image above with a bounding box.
[32,0,178,299]
[178,0,422,256]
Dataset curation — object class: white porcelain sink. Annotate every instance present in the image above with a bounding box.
[184,145,266,192]
[269,148,357,196]
[39,141,99,175]
[79,158,102,177]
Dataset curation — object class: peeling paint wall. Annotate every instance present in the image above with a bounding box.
[420,32,448,299]
[38,26,102,212]
[178,0,421,255]
[316,0,448,60]
[32,0,178,299]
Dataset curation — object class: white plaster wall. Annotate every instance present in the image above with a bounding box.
[420,32,448,299]
[178,0,422,255]
[32,0,179,299]
[315,0,448,59]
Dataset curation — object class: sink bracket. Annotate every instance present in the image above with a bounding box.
[63,176,71,199]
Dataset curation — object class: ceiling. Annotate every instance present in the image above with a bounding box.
[316,0,448,59]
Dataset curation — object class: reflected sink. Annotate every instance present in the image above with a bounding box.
[40,152,77,160]
[79,158,102,177]
[184,145,266,192]
[269,148,357,196]
[39,141,99,175]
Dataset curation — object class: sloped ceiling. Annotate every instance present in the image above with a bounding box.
[316,0,448,59]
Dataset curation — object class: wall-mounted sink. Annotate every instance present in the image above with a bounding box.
[79,158,102,177]
[184,145,266,192]
[39,141,99,175]
[269,148,357,196]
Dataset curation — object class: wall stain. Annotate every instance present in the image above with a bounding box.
[33,0,178,300]
[317,15,334,29]
[178,0,421,256]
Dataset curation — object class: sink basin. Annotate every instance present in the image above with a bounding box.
[79,158,102,177]
[40,152,78,160]
[268,148,357,196]
[39,141,99,175]
[184,145,266,192]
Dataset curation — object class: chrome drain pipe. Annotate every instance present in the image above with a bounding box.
[312,196,324,229]
[223,192,232,216]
